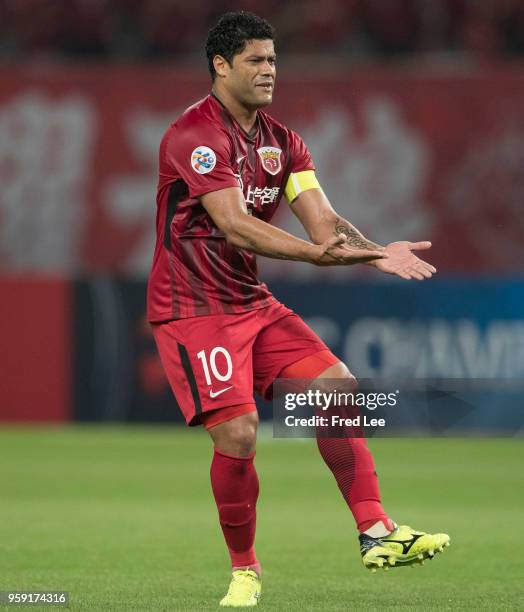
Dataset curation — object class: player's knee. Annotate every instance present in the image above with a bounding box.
[226,433,256,457]
[213,412,258,457]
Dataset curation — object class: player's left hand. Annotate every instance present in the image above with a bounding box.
[372,241,437,280]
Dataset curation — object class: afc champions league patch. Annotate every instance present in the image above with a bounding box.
[257,146,282,175]
[191,146,216,174]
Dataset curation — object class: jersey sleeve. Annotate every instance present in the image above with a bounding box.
[288,129,316,173]
[283,130,320,203]
[164,120,240,198]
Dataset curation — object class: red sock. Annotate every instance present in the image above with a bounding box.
[316,436,393,533]
[210,449,260,570]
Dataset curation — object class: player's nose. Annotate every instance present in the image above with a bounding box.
[260,60,275,76]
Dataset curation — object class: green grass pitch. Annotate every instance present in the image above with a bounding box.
[0,427,522,611]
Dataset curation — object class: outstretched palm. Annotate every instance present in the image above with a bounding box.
[374,241,437,280]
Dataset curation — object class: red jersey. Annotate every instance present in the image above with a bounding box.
[147,94,315,322]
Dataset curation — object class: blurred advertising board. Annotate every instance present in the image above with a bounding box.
[1,276,522,427]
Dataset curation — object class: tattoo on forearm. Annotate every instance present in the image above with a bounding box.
[334,218,379,250]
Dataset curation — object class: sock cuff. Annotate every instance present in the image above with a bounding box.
[230,549,259,569]
[214,448,256,461]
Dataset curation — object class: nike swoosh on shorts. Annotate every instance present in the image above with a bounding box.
[209,386,233,398]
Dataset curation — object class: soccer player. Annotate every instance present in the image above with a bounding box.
[147,11,450,607]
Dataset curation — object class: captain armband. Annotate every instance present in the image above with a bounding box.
[284,170,321,204]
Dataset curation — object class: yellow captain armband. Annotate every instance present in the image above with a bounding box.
[284,170,321,203]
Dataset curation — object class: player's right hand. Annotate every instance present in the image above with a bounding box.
[314,235,389,266]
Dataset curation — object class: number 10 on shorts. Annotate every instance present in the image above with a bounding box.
[197,347,233,386]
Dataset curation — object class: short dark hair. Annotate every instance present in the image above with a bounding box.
[205,11,275,80]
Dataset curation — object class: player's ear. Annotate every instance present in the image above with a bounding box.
[213,55,230,79]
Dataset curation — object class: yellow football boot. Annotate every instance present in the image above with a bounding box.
[219,569,261,607]
[360,525,450,572]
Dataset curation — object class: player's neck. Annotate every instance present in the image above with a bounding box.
[211,87,258,136]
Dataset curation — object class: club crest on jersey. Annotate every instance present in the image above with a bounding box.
[191,146,216,174]
[257,146,282,175]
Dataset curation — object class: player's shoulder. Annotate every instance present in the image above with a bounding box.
[163,96,230,145]
[175,95,217,128]
[169,95,223,132]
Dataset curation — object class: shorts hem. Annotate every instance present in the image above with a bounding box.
[202,403,257,430]
[186,397,256,427]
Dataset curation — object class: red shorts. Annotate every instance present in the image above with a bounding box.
[151,302,339,427]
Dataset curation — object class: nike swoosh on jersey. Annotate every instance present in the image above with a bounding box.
[209,385,233,398]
